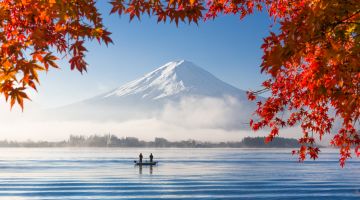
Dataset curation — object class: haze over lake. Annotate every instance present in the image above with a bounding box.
[0,148,359,200]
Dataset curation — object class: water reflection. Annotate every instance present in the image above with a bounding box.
[138,165,142,174]
[137,165,154,175]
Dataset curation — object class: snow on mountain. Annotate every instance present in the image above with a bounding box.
[52,60,258,129]
[99,60,248,101]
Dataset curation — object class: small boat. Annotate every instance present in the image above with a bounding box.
[134,161,157,166]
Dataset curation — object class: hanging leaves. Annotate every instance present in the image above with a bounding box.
[243,0,360,167]
[0,0,113,109]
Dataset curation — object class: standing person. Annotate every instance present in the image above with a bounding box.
[149,153,154,163]
[139,153,143,163]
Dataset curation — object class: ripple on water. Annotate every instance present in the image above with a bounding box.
[0,148,359,200]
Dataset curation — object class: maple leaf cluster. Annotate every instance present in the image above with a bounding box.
[244,0,359,167]
[110,0,205,25]
[0,0,112,110]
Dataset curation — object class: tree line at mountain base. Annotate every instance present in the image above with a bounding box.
[0,135,303,148]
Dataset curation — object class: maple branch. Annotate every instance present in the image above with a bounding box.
[253,88,269,95]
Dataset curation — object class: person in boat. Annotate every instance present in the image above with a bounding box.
[149,153,154,163]
[139,153,143,163]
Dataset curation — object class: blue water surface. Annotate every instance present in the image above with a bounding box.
[0,148,359,200]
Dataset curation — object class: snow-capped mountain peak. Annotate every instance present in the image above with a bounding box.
[52,60,256,127]
[103,60,246,100]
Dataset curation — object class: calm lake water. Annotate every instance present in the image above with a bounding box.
[0,148,359,200]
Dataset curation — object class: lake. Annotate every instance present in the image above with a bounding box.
[0,148,359,200]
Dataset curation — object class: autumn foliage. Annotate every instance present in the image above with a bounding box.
[0,0,359,166]
[0,0,112,110]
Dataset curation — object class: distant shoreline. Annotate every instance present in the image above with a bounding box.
[0,135,306,148]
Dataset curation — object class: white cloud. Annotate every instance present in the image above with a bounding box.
[0,95,304,142]
[0,118,271,142]
[159,96,252,130]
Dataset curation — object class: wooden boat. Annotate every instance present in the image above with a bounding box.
[134,161,157,166]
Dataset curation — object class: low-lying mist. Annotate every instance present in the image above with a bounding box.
[0,96,303,142]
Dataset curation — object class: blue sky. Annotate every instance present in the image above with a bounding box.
[34,1,273,108]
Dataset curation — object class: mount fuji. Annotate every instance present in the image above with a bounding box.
[101,60,248,101]
[53,60,259,129]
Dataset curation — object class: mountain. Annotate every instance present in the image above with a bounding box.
[101,60,247,101]
[51,60,259,127]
